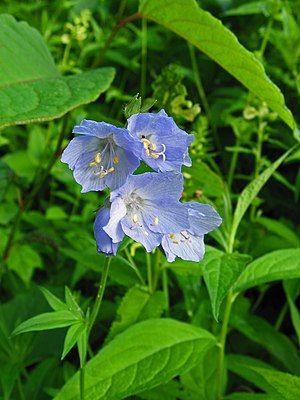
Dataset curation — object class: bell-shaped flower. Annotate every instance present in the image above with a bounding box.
[127,109,194,172]
[103,172,190,252]
[161,202,222,262]
[94,201,120,256]
[61,119,142,192]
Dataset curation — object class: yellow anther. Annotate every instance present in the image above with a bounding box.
[151,153,159,159]
[169,234,175,239]
[89,161,98,167]
[106,167,114,174]
[172,240,179,244]
[133,214,138,223]
[113,156,119,164]
[145,148,150,157]
[149,142,157,151]
[141,138,150,149]
[95,152,101,163]
[154,216,159,225]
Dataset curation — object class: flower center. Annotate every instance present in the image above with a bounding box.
[141,137,166,161]
[89,139,119,179]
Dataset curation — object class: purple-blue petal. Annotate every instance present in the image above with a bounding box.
[94,205,120,256]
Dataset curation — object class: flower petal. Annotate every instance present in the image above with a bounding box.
[73,120,127,139]
[103,197,126,243]
[162,233,205,262]
[61,136,101,170]
[121,213,163,252]
[94,206,120,256]
[185,202,222,235]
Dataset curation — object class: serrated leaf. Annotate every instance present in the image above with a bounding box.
[230,147,295,244]
[234,249,300,293]
[201,247,251,320]
[12,311,79,336]
[54,318,216,400]
[0,14,115,128]
[139,0,295,130]
[39,287,67,312]
[61,322,87,361]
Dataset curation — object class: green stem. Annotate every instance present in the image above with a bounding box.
[275,302,289,331]
[87,257,111,338]
[227,137,241,190]
[146,252,152,294]
[140,18,147,98]
[80,256,111,399]
[124,247,146,286]
[188,43,221,152]
[162,267,170,317]
[80,367,85,400]
[152,248,161,292]
[217,288,234,399]
[0,116,68,277]
[92,12,141,68]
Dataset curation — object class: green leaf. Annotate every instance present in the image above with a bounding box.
[139,0,295,130]
[54,318,216,400]
[12,311,79,336]
[64,287,83,318]
[227,355,300,400]
[234,249,300,293]
[39,287,67,312]
[107,287,166,342]
[201,247,251,320]
[7,244,42,283]
[61,322,87,361]
[180,346,219,400]
[257,217,300,247]
[230,147,295,245]
[227,354,282,396]
[283,279,300,344]
[225,394,283,400]
[230,310,300,375]
[0,14,115,128]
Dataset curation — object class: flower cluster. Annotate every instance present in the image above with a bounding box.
[62,109,221,262]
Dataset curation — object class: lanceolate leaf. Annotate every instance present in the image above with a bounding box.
[230,147,296,245]
[54,319,216,400]
[12,311,79,336]
[0,14,115,128]
[139,0,295,130]
[234,249,300,293]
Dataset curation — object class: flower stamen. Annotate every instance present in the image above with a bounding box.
[141,138,166,161]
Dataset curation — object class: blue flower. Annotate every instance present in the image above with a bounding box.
[127,109,194,172]
[94,201,120,256]
[161,202,222,262]
[103,172,190,252]
[61,119,142,192]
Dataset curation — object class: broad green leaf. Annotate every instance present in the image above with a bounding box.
[54,319,216,400]
[12,311,79,336]
[225,394,283,400]
[257,217,300,247]
[139,0,295,130]
[107,287,165,341]
[234,249,300,292]
[180,346,219,400]
[227,354,282,396]
[7,244,42,283]
[283,279,300,344]
[230,310,300,375]
[0,14,115,128]
[39,287,67,312]
[227,355,300,400]
[61,322,87,360]
[230,147,295,245]
[201,247,251,320]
